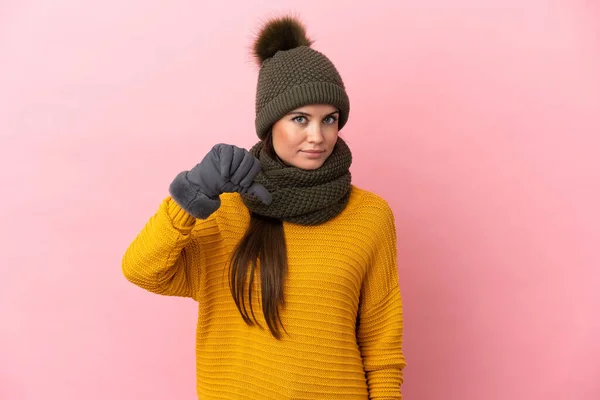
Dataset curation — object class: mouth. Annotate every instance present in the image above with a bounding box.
[301,150,326,159]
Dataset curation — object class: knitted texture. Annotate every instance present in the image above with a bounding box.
[122,186,406,399]
[240,137,352,225]
[255,45,350,139]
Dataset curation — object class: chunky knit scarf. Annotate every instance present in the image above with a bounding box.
[240,137,352,225]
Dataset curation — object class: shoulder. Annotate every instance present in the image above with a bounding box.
[337,185,397,243]
[346,185,396,223]
[344,185,398,255]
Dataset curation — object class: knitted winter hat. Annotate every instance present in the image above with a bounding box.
[252,16,350,140]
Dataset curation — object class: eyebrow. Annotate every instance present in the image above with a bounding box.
[287,110,340,117]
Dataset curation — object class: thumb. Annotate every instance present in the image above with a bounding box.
[246,182,272,205]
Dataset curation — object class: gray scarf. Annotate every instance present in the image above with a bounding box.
[240,137,352,225]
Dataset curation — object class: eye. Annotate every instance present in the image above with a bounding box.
[324,115,338,124]
[292,116,307,124]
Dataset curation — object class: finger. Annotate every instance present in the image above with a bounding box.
[220,181,237,193]
[239,157,262,188]
[228,146,246,182]
[218,145,234,181]
[246,182,272,205]
[231,152,257,185]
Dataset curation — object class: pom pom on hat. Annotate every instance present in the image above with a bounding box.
[252,15,314,65]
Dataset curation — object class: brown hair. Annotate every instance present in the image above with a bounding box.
[227,131,288,339]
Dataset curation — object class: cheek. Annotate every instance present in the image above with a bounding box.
[274,126,301,150]
[327,131,339,147]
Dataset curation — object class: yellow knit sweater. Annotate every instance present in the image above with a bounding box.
[122,185,406,399]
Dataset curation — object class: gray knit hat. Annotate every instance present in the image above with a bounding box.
[252,16,350,140]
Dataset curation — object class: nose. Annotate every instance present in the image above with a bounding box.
[306,124,324,144]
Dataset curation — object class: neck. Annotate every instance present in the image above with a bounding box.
[240,137,353,225]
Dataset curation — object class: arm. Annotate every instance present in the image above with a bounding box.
[122,144,270,301]
[357,201,407,399]
[121,196,217,300]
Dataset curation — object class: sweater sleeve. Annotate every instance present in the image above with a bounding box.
[357,200,407,399]
[121,196,217,301]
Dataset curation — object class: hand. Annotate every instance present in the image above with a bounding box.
[169,143,272,219]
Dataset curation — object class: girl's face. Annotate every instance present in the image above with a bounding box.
[271,104,340,170]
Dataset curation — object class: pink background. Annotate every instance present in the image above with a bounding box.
[1,0,599,399]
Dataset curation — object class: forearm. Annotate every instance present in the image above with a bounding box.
[359,287,406,399]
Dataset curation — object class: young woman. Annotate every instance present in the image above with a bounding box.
[122,15,406,399]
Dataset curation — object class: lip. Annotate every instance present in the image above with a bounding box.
[301,150,325,159]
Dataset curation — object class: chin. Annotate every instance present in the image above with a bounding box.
[295,159,326,170]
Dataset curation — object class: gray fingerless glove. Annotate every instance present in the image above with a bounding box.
[169,143,272,219]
